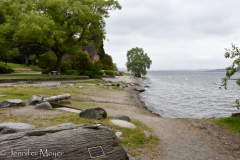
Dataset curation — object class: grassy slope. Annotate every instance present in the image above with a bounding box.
[0,61,42,71]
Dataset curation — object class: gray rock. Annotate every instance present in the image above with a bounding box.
[78,86,83,89]
[113,115,131,122]
[0,122,35,134]
[0,99,26,108]
[27,95,43,106]
[80,107,107,120]
[115,131,123,138]
[231,112,240,117]
[35,101,52,110]
[144,130,152,138]
[110,119,136,129]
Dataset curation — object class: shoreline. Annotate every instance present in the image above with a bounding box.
[103,76,161,117]
[1,76,240,159]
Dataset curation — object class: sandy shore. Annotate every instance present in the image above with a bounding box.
[1,76,239,159]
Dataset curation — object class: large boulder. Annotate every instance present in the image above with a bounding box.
[0,122,35,134]
[80,107,107,120]
[35,101,52,110]
[0,124,129,160]
[27,95,44,106]
[0,99,26,108]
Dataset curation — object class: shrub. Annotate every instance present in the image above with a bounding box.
[65,70,79,75]
[38,52,56,70]
[61,60,72,73]
[105,70,114,76]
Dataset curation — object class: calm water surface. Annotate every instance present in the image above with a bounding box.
[140,71,240,118]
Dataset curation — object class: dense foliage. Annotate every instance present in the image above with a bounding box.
[126,47,152,77]
[222,44,240,109]
[0,0,121,73]
[100,54,114,70]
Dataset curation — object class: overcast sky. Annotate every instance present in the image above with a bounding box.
[103,0,240,70]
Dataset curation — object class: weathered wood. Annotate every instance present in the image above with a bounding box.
[0,124,129,160]
[44,94,71,102]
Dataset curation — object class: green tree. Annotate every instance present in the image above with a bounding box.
[100,54,114,70]
[18,44,49,66]
[222,43,240,109]
[0,0,121,73]
[75,51,93,72]
[126,47,152,77]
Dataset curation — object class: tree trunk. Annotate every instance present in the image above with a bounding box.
[0,124,129,160]
[24,53,29,67]
[55,52,64,73]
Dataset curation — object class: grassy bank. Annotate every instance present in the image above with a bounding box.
[216,117,240,134]
[0,61,42,72]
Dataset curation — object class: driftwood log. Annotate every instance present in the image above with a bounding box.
[0,124,129,160]
[44,94,71,102]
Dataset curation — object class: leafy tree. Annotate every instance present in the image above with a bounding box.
[222,44,240,109]
[100,54,114,70]
[18,44,49,66]
[126,47,152,77]
[75,51,93,72]
[0,0,121,73]
[97,40,106,59]
[38,52,56,71]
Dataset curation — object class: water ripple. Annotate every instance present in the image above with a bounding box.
[140,71,240,118]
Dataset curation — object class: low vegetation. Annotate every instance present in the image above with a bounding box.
[0,61,42,73]
[216,117,240,134]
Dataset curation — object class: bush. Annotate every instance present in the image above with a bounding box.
[65,70,79,75]
[61,60,72,73]
[105,70,114,76]
[38,52,56,70]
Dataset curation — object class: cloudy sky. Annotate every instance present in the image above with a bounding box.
[103,0,240,70]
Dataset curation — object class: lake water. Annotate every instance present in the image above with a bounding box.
[140,71,240,118]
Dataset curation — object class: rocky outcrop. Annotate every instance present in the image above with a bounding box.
[80,107,107,120]
[0,123,129,160]
[0,122,35,134]
[0,99,26,108]
[231,112,240,117]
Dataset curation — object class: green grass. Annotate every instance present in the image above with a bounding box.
[216,117,240,133]
[0,61,42,71]
[0,74,86,79]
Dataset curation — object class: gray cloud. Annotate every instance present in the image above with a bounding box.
[104,0,240,70]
